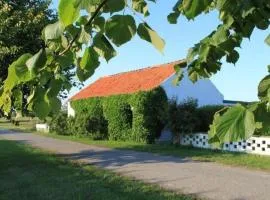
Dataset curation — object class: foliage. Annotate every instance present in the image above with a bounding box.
[71,87,168,143]
[0,0,57,115]
[168,98,199,143]
[0,0,56,83]
[69,113,108,139]
[49,111,69,135]
[196,105,225,132]
[1,0,270,143]
[169,0,270,144]
[0,0,165,119]
[50,107,108,139]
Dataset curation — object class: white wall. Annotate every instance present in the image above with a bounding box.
[161,74,224,106]
[67,101,75,117]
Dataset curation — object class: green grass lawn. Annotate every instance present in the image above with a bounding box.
[0,139,196,200]
[1,120,270,171]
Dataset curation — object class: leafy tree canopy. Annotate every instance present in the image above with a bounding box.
[0,0,56,83]
[0,0,57,115]
[0,0,269,143]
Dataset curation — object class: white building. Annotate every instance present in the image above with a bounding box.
[68,60,224,117]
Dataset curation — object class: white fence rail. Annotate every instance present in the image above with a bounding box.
[181,133,270,156]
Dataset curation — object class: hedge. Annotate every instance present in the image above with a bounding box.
[70,87,168,143]
[196,105,225,132]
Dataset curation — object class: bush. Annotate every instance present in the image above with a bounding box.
[143,87,168,143]
[196,105,225,132]
[168,98,199,143]
[66,113,108,140]
[49,112,69,135]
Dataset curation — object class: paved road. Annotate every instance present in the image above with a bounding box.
[1,130,270,200]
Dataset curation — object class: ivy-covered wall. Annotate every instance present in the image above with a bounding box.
[70,87,168,143]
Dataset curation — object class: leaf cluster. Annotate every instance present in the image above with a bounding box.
[0,0,164,119]
[168,0,270,144]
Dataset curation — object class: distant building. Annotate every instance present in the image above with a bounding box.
[68,60,225,117]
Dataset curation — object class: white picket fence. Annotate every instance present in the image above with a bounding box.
[181,133,270,156]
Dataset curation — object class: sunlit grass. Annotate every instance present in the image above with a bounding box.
[0,140,196,200]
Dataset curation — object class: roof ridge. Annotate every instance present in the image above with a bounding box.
[103,59,185,78]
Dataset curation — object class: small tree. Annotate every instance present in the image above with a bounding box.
[168,98,199,144]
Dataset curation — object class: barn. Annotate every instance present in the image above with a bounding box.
[68,60,224,117]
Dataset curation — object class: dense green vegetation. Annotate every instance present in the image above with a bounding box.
[0,0,269,146]
[0,139,196,200]
[167,98,224,143]
[51,87,168,143]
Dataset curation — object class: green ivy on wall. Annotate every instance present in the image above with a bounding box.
[70,87,168,143]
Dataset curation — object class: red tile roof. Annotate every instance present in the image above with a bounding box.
[71,60,185,100]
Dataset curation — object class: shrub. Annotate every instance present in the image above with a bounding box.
[66,116,75,135]
[196,105,225,132]
[87,115,108,140]
[143,87,168,143]
[168,98,199,143]
[49,112,69,135]
[67,113,108,140]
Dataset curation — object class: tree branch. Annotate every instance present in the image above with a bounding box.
[59,0,109,56]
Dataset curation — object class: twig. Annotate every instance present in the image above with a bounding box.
[59,0,109,56]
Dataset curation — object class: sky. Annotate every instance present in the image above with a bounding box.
[51,0,269,102]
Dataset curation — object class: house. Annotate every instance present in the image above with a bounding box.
[68,60,224,117]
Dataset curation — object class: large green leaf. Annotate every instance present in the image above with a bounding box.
[92,16,105,32]
[103,0,126,14]
[32,88,50,119]
[182,0,212,19]
[250,102,270,134]
[137,23,165,53]
[76,47,100,81]
[76,66,91,82]
[26,49,47,77]
[208,104,256,144]
[47,79,63,98]
[3,54,32,92]
[211,26,229,46]
[48,97,61,114]
[78,26,91,44]
[55,50,74,69]
[258,75,270,101]
[80,47,100,71]
[105,15,137,46]
[93,34,117,62]
[167,12,180,24]
[226,50,239,64]
[132,0,149,16]
[74,0,100,11]
[13,54,32,82]
[43,21,64,41]
[58,0,80,27]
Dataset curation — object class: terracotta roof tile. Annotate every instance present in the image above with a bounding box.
[71,60,185,100]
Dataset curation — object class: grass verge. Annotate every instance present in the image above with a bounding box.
[0,139,196,200]
[1,120,270,171]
